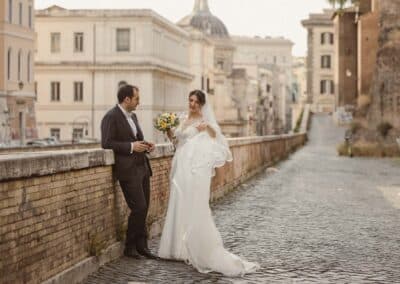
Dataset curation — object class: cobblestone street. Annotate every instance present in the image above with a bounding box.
[85,115,400,283]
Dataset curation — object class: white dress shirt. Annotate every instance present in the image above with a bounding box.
[118,104,137,137]
[118,104,138,154]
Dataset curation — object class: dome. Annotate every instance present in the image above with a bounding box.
[178,0,229,38]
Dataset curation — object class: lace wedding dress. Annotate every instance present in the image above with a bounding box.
[158,102,259,276]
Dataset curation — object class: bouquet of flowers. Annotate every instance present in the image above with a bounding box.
[154,112,180,132]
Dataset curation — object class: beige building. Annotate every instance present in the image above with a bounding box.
[292,57,307,104]
[291,57,307,129]
[302,9,336,113]
[35,6,192,143]
[232,36,294,133]
[177,0,244,136]
[35,0,293,140]
[0,0,36,146]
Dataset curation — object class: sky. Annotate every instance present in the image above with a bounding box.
[35,0,332,56]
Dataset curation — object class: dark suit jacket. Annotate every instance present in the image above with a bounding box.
[101,105,152,181]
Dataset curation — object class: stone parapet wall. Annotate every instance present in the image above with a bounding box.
[0,134,306,284]
[0,143,101,155]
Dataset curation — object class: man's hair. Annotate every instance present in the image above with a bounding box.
[117,84,139,103]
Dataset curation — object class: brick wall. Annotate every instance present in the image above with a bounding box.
[335,12,358,107]
[0,134,306,284]
[367,0,400,129]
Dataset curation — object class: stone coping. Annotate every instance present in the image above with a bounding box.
[0,134,305,182]
[0,143,101,154]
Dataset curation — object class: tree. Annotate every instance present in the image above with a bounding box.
[327,0,336,8]
[337,0,348,10]
[327,0,358,10]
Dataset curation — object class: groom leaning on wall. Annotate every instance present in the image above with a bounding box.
[101,84,158,259]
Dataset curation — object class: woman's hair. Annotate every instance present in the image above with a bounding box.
[189,90,206,106]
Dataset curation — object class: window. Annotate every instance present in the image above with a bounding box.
[34,82,38,101]
[217,60,224,70]
[321,32,334,45]
[330,80,334,94]
[266,84,271,93]
[51,33,61,53]
[320,80,334,94]
[73,128,84,141]
[7,49,12,80]
[28,6,32,28]
[27,52,31,82]
[321,55,331,69]
[74,32,84,52]
[74,82,84,102]
[8,0,13,23]
[320,80,326,94]
[207,78,210,93]
[18,2,22,25]
[116,29,130,52]
[50,128,60,139]
[17,50,22,81]
[51,82,60,101]
[201,76,205,90]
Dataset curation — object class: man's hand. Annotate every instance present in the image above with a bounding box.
[132,141,149,153]
[146,142,156,153]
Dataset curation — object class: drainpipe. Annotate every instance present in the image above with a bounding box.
[91,23,96,138]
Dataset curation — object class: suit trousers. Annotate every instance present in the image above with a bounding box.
[119,167,150,250]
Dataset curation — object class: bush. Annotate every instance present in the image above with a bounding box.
[337,143,348,156]
[350,121,362,134]
[377,122,393,138]
[337,141,400,157]
[294,110,304,133]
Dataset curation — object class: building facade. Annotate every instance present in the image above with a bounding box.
[302,9,336,113]
[291,57,307,129]
[0,0,37,146]
[35,0,294,141]
[231,36,294,133]
[333,0,380,111]
[366,0,399,129]
[333,9,358,109]
[35,6,192,143]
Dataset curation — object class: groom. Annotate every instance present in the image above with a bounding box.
[101,84,158,259]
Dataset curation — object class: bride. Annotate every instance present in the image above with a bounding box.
[158,90,259,276]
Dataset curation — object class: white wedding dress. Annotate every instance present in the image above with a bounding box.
[158,104,259,276]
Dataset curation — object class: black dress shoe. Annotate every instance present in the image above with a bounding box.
[136,247,159,260]
[123,247,141,259]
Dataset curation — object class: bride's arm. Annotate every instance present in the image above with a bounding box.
[166,129,178,145]
[206,125,216,138]
[196,123,216,138]
[166,129,174,140]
